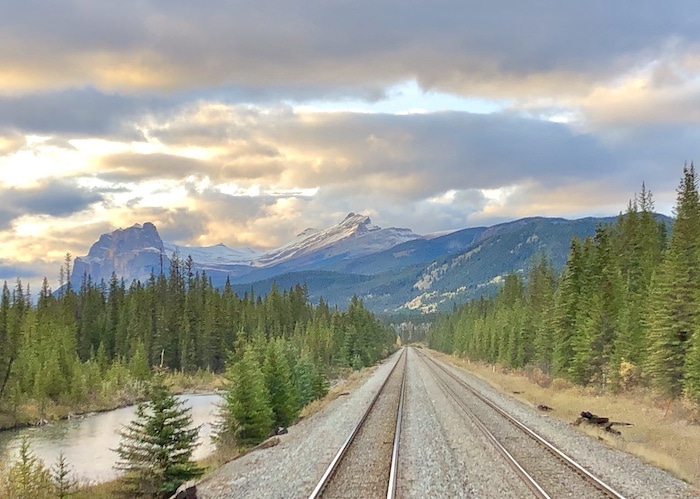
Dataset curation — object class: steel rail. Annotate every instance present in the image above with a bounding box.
[386,350,407,499]
[308,348,406,499]
[417,349,627,499]
[417,349,550,498]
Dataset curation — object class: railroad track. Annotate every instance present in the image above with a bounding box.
[309,348,407,499]
[415,348,627,499]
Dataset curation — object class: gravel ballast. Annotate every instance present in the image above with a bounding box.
[399,347,533,498]
[197,347,699,498]
[430,350,699,499]
[197,350,403,499]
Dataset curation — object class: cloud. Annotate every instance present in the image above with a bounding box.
[0,207,16,231]
[0,178,103,221]
[0,129,26,155]
[98,152,212,182]
[0,87,157,138]
[1,1,699,103]
[0,259,45,281]
[139,104,614,199]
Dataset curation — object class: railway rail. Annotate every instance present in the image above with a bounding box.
[415,348,626,499]
[308,348,407,499]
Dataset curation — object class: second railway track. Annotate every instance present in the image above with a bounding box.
[415,348,626,499]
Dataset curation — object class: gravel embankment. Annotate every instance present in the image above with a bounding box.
[196,350,402,499]
[197,347,699,498]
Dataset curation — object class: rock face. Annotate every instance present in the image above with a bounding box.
[72,222,169,286]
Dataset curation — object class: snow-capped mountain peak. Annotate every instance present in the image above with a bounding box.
[252,213,420,267]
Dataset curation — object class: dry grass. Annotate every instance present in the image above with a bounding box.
[71,479,123,498]
[432,350,700,489]
[299,366,377,420]
[167,370,226,394]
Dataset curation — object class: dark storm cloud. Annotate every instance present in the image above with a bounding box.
[2,179,103,218]
[0,260,44,280]
[0,88,164,138]
[2,1,699,97]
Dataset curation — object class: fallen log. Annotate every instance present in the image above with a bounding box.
[573,410,633,435]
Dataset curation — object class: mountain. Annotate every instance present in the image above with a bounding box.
[72,222,168,285]
[252,212,421,268]
[234,216,619,313]
[71,213,660,314]
[70,213,421,288]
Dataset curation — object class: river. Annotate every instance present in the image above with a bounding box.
[0,393,222,484]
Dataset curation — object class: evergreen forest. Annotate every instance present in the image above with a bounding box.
[0,250,397,435]
[429,165,700,405]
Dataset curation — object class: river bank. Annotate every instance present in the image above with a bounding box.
[68,366,373,498]
[0,370,225,433]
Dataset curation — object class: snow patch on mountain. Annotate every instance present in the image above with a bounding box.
[163,242,260,266]
[251,213,422,267]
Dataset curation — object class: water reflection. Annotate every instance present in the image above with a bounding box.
[0,394,222,484]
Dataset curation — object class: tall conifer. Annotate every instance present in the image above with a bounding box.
[646,164,700,398]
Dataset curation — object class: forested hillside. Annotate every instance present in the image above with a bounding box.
[0,253,396,427]
[430,165,700,404]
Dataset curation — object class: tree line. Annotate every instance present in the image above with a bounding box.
[429,164,700,405]
[0,250,396,422]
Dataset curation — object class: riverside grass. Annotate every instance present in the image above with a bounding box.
[433,350,700,488]
[0,369,225,432]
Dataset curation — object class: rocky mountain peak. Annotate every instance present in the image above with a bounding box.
[338,212,377,235]
[73,222,167,286]
[87,222,163,259]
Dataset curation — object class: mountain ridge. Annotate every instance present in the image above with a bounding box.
[70,213,661,313]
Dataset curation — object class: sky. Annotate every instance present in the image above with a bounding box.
[1,1,699,293]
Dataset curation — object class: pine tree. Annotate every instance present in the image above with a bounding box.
[217,348,273,446]
[552,238,584,377]
[263,339,299,427]
[51,451,78,499]
[114,371,203,498]
[0,281,14,399]
[646,164,700,399]
[684,326,700,403]
[293,354,328,407]
[3,437,52,499]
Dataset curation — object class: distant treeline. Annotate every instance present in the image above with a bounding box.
[0,252,396,417]
[430,165,700,403]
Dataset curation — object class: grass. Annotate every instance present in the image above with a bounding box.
[299,366,376,420]
[432,350,700,489]
[0,370,226,432]
[71,479,123,499]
